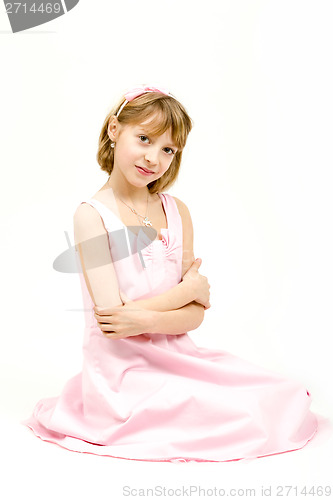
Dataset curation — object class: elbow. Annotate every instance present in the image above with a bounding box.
[198,306,205,327]
[190,302,205,330]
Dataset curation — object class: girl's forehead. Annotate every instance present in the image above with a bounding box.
[133,119,173,140]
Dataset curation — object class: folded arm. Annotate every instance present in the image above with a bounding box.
[133,280,195,312]
[132,196,202,314]
[74,197,206,339]
[147,301,205,335]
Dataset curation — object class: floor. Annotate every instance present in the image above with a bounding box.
[3,410,332,500]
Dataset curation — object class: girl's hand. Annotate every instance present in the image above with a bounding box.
[182,258,211,309]
[93,291,152,339]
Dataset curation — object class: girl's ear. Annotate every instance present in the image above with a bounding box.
[107,115,120,141]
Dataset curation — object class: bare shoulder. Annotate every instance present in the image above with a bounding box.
[170,195,194,235]
[170,195,192,221]
[74,202,99,227]
[73,202,107,242]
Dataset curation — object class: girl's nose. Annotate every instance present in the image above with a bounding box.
[144,148,158,165]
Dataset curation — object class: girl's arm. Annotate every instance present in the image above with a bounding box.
[132,280,195,312]
[94,196,208,338]
[74,202,124,309]
[75,198,208,339]
[147,301,205,335]
[137,196,206,334]
[74,201,199,312]
[130,195,204,312]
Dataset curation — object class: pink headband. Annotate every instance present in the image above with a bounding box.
[116,85,171,118]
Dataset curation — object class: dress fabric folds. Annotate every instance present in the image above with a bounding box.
[22,192,318,462]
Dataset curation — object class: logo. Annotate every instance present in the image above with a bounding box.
[4,0,80,33]
[53,228,159,273]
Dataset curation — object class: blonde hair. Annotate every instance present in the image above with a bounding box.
[96,92,193,194]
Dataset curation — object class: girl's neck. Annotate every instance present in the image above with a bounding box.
[104,175,153,206]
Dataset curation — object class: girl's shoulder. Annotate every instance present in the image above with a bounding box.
[164,194,190,215]
[166,194,195,277]
[73,201,106,243]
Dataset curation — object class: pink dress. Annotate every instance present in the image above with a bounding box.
[22,192,318,462]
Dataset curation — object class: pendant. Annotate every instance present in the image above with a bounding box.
[142,217,152,227]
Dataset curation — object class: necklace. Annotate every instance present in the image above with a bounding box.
[119,195,153,227]
[110,186,153,227]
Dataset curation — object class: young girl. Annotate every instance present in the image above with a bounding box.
[22,85,318,463]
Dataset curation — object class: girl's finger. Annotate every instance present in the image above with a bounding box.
[105,333,121,339]
[94,312,114,322]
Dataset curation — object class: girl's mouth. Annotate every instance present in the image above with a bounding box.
[135,166,154,176]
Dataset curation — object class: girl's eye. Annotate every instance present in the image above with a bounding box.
[164,147,175,155]
[139,135,175,155]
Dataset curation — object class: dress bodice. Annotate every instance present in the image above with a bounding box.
[75,192,183,328]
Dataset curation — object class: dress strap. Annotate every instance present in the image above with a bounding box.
[79,198,135,265]
[79,199,122,232]
[159,193,183,241]
[81,194,182,242]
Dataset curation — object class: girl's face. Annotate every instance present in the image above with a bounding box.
[108,116,178,186]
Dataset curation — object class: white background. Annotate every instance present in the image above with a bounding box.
[0,0,332,498]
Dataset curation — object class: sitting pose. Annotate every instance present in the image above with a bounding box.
[22,85,318,463]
